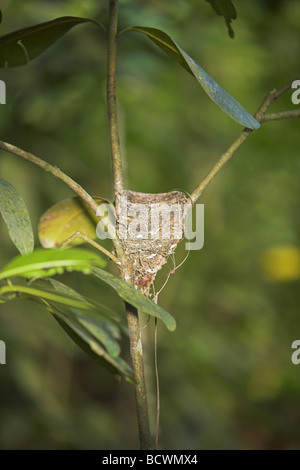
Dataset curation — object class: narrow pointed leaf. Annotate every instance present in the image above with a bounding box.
[123,27,260,129]
[0,278,123,357]
[48,278,91,301]
[50,306,132,379]
[74,314,121,358]
[0,247,106,280]
[38,196,106,248]
[0,16,104,68]
[48,278,122,357]
[48,278,125,326]
[92,267,176,332]
[0,178,34,255]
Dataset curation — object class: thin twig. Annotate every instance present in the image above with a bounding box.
[261,109,300,122]
[62,231,120,264]
[0,140,98,214]
[191,80,300,203]
[190,130,252,203]
[0,139,126,261]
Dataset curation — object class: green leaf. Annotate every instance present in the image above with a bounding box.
[0,16,104,68]
[0,247,106,280]
[62,308,121,358]
[48,278,123,357]
[122,27,259,130]
[47,281,122,358]
[0,278,125,352]
[48,278,125,326]
[50,305,132,380]
[0,283,95,309]
[91,267,176,332]
[0,178,34,255]
[205,0,237,38]
[49,278,91,301]
[38,196,107,248]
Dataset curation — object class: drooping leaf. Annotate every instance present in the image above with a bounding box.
[92,267,176,332]
[0,16,104,68]
[0,178,34,255]
[0,276,128,378]
[205,0,237,38]
[50,305,132,380]
[49,278,123,357]
[38,196,107,248]
[69,311,121,357]
[0,277,123,358]
[0,247,106,280]
[122,27,259,129]
[49,277,91,301]
[48,278,124,325]
[260,245,300,282]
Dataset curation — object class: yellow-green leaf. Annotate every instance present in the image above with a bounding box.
[0,247,106,280]
[38,196,107,248]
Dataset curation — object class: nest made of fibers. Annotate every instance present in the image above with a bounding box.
[117,190,189,288]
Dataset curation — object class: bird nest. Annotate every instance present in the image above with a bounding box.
[117,190,189,289]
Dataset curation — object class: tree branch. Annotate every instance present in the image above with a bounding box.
[107,0,124,199]
[191,80,300,203]
[0,139,128,263]
[106,0,151,450]
[126,302,152,450]
[261,109,300,123]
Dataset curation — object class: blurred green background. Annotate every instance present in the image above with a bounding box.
[0,0,300,449]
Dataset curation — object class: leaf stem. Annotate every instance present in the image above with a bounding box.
[62,231,120,264]
[106,0,151,450]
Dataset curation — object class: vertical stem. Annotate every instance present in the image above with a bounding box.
[126,302,152,450]
[154,318,160,449]
[107,0,124,200]
[106,0,151,449]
